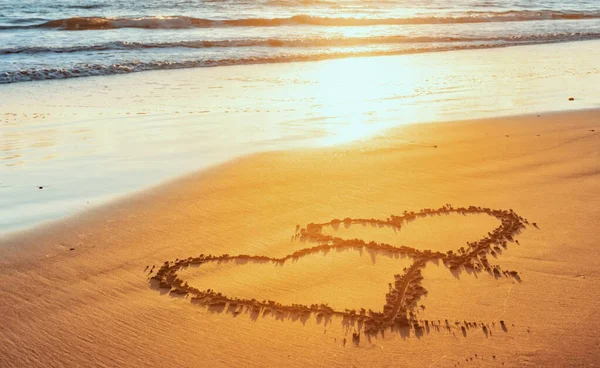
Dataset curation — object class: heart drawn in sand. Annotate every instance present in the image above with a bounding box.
[149,205,531,336]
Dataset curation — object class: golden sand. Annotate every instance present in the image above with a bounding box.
[0,109,599,367]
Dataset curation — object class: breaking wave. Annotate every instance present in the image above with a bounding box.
[0,39,576,84]
[2,11,600,31]
[2,32,600,54]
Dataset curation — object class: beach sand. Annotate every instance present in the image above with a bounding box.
[1,108,598,367]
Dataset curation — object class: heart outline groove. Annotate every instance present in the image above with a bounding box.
[148,204,532,338]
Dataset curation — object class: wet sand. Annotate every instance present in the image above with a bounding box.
[0,108,599,367]
[2,39,600,234]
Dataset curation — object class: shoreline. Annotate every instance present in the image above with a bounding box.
[2,38,598,86]
[4,39,600,91]
[2,39,600,234]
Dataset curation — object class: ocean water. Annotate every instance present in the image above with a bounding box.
[1,0,600,83]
